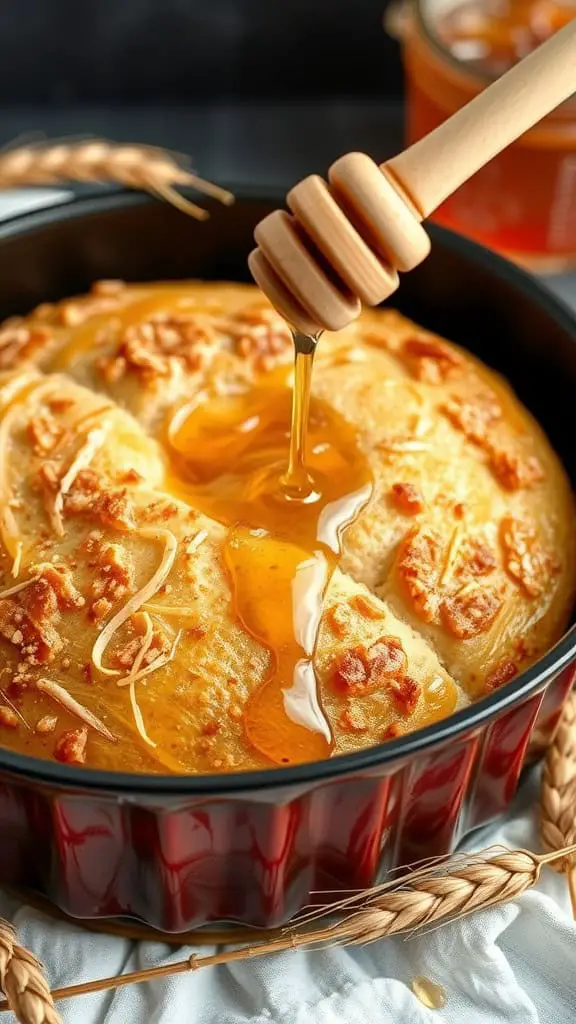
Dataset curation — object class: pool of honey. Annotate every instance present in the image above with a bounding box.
[167,338,373,766]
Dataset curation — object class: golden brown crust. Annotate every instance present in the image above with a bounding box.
[0,281,571,771]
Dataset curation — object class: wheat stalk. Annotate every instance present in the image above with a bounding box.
[0,139,234,220]
[0,843,573,1013]
[540,691,576,914]
[0,919,61,1023]
[0,921,14,995]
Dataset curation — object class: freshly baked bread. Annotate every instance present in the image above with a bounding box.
[0,280,572,773]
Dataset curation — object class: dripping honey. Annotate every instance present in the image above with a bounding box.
[167,331,372,766]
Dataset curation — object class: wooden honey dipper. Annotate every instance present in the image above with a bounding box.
[249,18,576,335]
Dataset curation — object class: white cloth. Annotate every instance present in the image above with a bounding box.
[1,767,575,1024]
[1,192,575,1024]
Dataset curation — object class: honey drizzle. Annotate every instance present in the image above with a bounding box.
[282,332,317,499]
[168,327,373,766]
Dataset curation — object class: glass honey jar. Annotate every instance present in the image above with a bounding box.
[390,0,576,272]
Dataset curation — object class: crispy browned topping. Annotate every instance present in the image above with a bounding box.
[332,635,407,696]
[440,586,502,639]
[403,335,462,383]
[397,525,442,623]
[97,315,214,384]
[456,538,497,579]
[325,602,352,638]
[441,392,544,492]
[0,705,19,728]
[229,307,291,372]
[441,393,501,445]
[390,481,425,515]
[500,515,559,598]
[54,727,87,764]
[489,448,545,491]
[64,470,135,531]
[201,720,221,737]
[369,637,408,679]
[90,542,134,600]
[30,563,85,610]
[89,597,113,622]
[139,499,179,523]
[46,395,75,414]
[398,523,502,636]
[0,563,86,665]
[0,589,62,664]
[331,649,368,694]
[114,620,170,671]
[387,675,421,715]
[382,721,405,740]
[35,714,58,734]
[27,413,64,455]
[114,636,143,669]
[116,468,144,485]
[485,660,518,691]
[338,706,368,733]
[0,318,52,369]
[348,593,386,620]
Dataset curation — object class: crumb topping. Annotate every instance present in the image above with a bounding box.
[27,413,64,455]
[0,318,52,369]
[485,660,518,691]
[348,593,386,620]
[338,706,368,733]
[489,448,545,491]
[327,630,416,712]
[325,602,352,638]
[500,515,559,597]
[64,470,135,532]
[440,392,544,491]
[440,586,502,639]
[397,525,442,624]
[89,542,134,601]
[456,538,497,579]
[387,675,421,714]
[54,727,88,764]
[0,706,19,728]
[224,306,292,372]
[441,392,501,445]
[97,315,215,384]
[35,714,58,734]
[398,525,502,637]
[402,335,463,383]
[390,481,425,515]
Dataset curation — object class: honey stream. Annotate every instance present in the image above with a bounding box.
[168,330,373,766]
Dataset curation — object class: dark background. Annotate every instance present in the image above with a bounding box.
[0,0,404,187]
[0,0,401,102]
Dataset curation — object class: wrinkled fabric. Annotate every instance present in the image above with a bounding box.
[1,192,575,1024]
[2,768,575,1024]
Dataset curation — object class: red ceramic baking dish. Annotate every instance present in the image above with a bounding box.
[0,189,574,932]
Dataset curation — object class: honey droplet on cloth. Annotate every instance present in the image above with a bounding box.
[411,975,447,1010]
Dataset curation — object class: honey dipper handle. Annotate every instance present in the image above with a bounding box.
[383,18,576,218]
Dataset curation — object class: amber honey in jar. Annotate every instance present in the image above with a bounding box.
[395,0,576,271]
